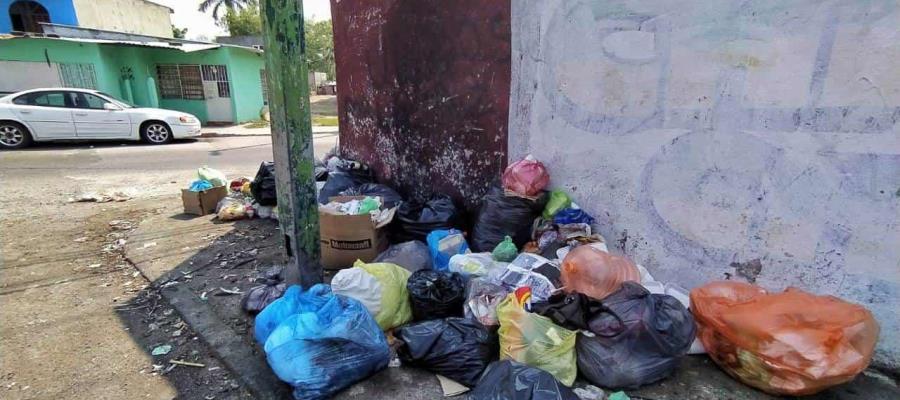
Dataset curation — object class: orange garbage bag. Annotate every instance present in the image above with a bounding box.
[690,281,879,396]
[560,245,640,300]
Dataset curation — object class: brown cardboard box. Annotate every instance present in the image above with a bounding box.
[181,186,228,216]
[319,196,396,270]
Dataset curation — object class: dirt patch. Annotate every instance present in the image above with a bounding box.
[730,258,763,283]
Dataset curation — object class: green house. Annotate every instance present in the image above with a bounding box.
[0,29,267,125]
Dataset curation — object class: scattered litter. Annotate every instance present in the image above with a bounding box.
[87,263,102,269]
[69,191,132,203]
[151,345,172,356]
[217,287,243,296]
[199,291,209,301]
[142,242,157,249]
[73,236,88,243]
[388,357,401,368]
[607,392,630,400]
[436,374,469,397]
[573,385,605,400]
[169,360,205,368]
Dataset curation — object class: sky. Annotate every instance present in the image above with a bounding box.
[154,0,332,41]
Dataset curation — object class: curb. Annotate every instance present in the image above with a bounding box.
[157,283,290,400]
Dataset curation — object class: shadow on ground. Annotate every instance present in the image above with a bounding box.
[15,139,200,151]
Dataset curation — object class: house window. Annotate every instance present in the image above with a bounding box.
[9,1,50,33]
[58,64,97,89]
[156,64,204,100]
[260,69,268,105]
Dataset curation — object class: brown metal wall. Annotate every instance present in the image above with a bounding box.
[330,0,511,208]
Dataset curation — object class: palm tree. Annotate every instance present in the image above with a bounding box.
[199,0,254,20]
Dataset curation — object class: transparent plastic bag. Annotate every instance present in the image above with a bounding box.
[197,166,228,187]
[464,278,510,326]
[690,281,879,396]
[449,253,498,276]
[560,245,639,300]
[497,292,577,386]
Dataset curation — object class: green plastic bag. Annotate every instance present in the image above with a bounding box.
[497,292,577,386]
[492,236,518,262]
[542,190,572,219]
[356,196,381,215]
[354,260,413,330]
[197,167,228,187]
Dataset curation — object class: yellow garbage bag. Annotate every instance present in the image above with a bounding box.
[497,292,577,386]
[332,260,412,330]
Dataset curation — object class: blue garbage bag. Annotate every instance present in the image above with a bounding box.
[553,208,595,225]
[188,179,213,192]
[255,284,390,400]
[427,229,469,271]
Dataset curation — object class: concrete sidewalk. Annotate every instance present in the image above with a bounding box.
[125,211,900,400]
[201,124,339,137]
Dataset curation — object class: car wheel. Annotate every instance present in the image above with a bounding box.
[141,122,173,144]
[0,121,33,150]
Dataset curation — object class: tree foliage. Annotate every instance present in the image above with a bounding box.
[199,0,253,20]
[304,19,335,80]
[223,2,262,36]
[172,26,188,39]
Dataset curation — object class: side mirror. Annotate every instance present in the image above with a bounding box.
[103,102,122,111]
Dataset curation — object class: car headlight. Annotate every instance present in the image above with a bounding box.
[179,116,197,123]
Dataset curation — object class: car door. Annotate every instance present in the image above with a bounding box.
[71,92,132,138]
[10,91,76,139]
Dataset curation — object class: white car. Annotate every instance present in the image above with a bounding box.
[0,88,202,149]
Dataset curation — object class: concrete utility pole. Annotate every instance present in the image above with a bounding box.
[261,0,322,287]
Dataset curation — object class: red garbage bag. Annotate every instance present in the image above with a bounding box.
[502,155,550,197]
[560,245,640,300]
[690,281,879,396]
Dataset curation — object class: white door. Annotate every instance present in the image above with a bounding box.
[10,91,75,139]
[70,92,132,138]
[201,65,233,123]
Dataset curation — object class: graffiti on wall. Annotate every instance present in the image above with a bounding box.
[511,0,900,368]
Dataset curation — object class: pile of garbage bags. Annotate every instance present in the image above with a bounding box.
[248,154,880,399]
[254,285,390,400]
[183,165,279,221]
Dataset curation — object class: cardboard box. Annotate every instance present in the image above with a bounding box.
[181,186,228,216]
[319,196,396,270]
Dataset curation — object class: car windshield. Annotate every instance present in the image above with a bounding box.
[97,92,135,108]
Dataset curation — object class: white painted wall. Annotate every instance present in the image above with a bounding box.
[73,0,173,38]
[510,0,900,372]
[0,61,61,93]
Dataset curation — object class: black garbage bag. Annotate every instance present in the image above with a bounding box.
[241,265,286,314]
[391,194,461,242]
[531,291,609,331]
[250,162,278,206]
[340,183,404,208]
[317,159,375,203]
[468,360,579,400]
[536,282,696,389]
[241,283,287,314]
[406,269,466,320]
[470,186,547,252]
[373,241,432,272]
[396,318,497,387]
